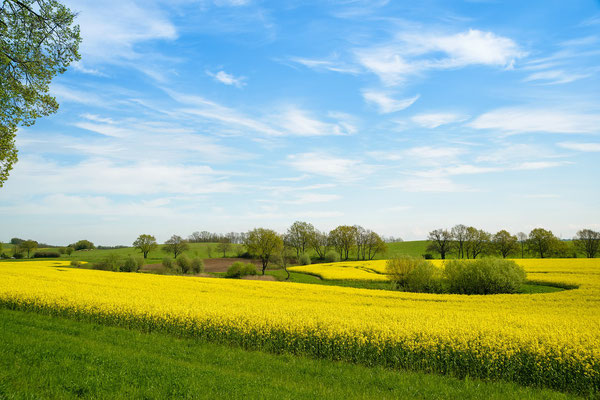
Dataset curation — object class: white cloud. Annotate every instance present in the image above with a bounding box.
[287,152,372,180]
[362,90,419,113]
[288,57,360,74]
[207,70,246,87]
[411,113,467,128]
[4,157,236,197]
[168,89,354,137]
[355,29,524,85]
[468,108,600,134]
[523,69,592,85]
[557,142,600,152]
[66,0,177,62]
[273,108,354,136]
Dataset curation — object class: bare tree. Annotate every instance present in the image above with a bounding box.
[426,229,452,259]
[574,229,600,258]
[451,224,468,259]
[309,229,330,259]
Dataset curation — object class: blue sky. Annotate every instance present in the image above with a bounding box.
[2,0,599,245]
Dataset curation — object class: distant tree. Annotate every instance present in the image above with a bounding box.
[19,239,37,258]
[329,225,357,261]
[162,235,189,259]
[309,229,330,260]
[275,234,294,280]
[188,231,202,243]
[1,0,81,186]
[69,240,95,251]
[132,234,157,259]
[574,229,600,258]
[492,230,519,258]
[65,246,74,256]
[244,228,283,275]
[216,238,232,257]
[10,238,24,245]
[527,228,558,258]
[363,230,387,260]
[464,227,491,259]
[426,229,452,259]
[206,244,213,258]
[354,225,373,261]
[517,232,527,258]
[451,224,469,259]
[286,221,315,258]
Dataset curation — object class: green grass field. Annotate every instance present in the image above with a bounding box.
[0,308,575,400]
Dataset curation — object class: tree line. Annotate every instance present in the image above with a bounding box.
[427,226,599,259]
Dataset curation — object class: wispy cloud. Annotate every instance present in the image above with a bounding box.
[468,108,600,135]
[411,113,468,128]
[362,90,419,113]
[558,142,600,152]
[355,29,524,85]
[287,152,373,180]
[207,70,246,87]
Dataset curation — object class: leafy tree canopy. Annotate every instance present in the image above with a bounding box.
[1,0,81,186]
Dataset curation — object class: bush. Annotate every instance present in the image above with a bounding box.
[13,253,24,259]
[324,251,340,263]
[162,258,173,270]
[241,263,257,276]
[225,262,257,278]
[299,254,312,265]
[422,253,434,260]
[444,258,526,295]
[33,251,60,258]
[386,256,441,292]
[176,255,191,274]
[70,260,82,267]
[191,258,204,274]
[121,256,139,272]
[93,254,121,272]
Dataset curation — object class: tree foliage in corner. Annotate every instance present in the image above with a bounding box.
[0,0,81,186]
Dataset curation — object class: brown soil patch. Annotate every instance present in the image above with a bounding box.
[203,258,261,273]
[140,263,167,273]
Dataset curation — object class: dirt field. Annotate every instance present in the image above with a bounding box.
[140,258,262,274]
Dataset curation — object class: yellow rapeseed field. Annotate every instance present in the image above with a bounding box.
[0,259,599,394]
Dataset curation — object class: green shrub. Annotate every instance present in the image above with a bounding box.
[70,260,82,267]
[94,254,121,272]
[422,253,434,260]
[176,255,191,274]
[387,256,440,292]
[33,251,60,258]
[162,257,173,270]
[121,256,139,272]
[444,258,526,295]
[406,262,442,293]
[241,263,257,276]
[324,251,340,263]
[225,262,257,278]
[13,253,24,259]
[191,258,204,274]
[299,254,312,265]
